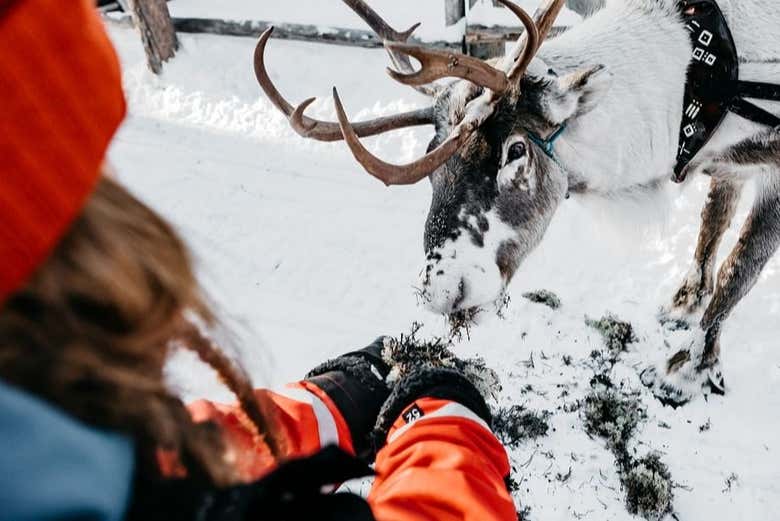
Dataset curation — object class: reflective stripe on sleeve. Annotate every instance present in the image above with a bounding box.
[388,401,491,444]
[276,386,340,448]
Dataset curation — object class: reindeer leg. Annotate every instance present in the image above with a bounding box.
[645,128,780,405]
[663,176,744,325]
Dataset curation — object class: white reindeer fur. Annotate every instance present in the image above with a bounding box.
[542,0,780,195]
[419,0,779,317]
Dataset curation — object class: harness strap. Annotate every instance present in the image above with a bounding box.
[736,80,780,102]
[673,0,780,180]
[730,97,780,128]
[527,124,567,162]
[526,0,779,182]
[730,80,780,128]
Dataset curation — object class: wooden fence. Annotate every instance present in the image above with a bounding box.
[103,0,591,72]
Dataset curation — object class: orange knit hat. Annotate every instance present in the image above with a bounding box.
[0,0,126,305]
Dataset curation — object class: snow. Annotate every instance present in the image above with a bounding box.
[106,17,779,521]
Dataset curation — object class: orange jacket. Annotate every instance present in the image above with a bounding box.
[186,381,517,521]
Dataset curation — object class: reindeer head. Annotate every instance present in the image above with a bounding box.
[256,0,610,315]
[418,60,613,313]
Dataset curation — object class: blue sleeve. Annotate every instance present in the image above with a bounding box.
[0,380,135,521]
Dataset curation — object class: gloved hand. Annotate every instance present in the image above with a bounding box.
[304,335,502,458]
[371,336,501,449]
[304,337,392,460]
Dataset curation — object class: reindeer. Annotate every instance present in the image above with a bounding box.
[254,0,780,405]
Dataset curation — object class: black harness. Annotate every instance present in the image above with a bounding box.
[674,0,780,181]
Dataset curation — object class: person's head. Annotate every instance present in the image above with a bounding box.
[0,0,277,485]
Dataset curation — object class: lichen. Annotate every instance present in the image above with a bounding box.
[623,453,674,521]
[383,322,501,399]
[582,390,674,519]
[384,322,449,374]
[582,389,646,460]
[522,289,562,310]
[492,405,551,448]
[448,307,482,341]
[585,313,638,355]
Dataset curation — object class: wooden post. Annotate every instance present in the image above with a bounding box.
[464,1,503,59]
[466,32,504,59]
[445,0,466,26]
[125,0,179,74]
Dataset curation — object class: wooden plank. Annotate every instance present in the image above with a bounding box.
[125,0,179,74]
[103,15,461,50]
[465,34,504,59]
[102,10,569,55]
[467,24,568,42]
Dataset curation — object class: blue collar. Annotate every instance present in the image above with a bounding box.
[526,124,567,161]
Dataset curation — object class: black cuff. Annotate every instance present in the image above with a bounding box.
[306,336,390,382]
[372,367,492,450]
[127,447,374,521]
[305,339,391,458]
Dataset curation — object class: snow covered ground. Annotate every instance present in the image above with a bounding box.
[106,12,779,521]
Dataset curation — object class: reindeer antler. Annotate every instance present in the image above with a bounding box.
[254,0,565,185]
[504,0,564,80]
[385,0,539,93]
[384,43,510,93]
[333,87,475,186]
[340,0,437,97]
[330,0,550,185]
[533,0,567,42]
[254,28,433,142]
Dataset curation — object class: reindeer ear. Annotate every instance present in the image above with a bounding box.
[541,65,612,124]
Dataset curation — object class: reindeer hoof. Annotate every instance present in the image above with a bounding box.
[705,364,726,396]
[640,346,723,407]
[640,366,691,408]
[655,382,693,408]
[657,312,690,331]
[639,365,658,387]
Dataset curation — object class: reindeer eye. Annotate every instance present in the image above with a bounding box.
[507,141,527,163]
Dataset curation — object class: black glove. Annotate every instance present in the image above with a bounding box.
[304,337,392,459]
[371,337,499,450]
[372,366,493,448]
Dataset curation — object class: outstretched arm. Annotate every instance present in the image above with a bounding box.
[184,338,390,481]
[368,368,517,521]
